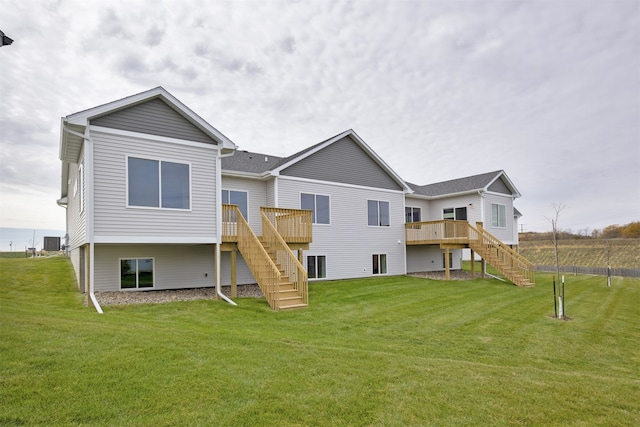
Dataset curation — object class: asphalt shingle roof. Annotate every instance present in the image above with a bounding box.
[221,150,283,174]
[409,170,504,197]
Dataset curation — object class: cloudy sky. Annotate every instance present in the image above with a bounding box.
[1,0,639,237]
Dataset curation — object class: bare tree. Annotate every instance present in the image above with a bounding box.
[545,203,566,282]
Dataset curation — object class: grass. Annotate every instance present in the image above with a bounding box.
[519,238,640,269]
[1,257,639,426]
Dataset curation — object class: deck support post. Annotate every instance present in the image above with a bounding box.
[470,249,475,279]
[230,248,237,297]
[481,258,486,278]
[444,248,450,280]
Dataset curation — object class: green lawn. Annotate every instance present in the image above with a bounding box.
[1,257,638,426]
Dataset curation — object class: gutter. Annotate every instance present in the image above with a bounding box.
[61,124,103,314]
[215,148,238,306]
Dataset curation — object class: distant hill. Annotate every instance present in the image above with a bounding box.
[519,239,640,269]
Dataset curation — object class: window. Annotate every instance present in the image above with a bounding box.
[443,207,467,220]
[222,190,248,220]
[120,258,154,289]
[372,254,387,275]
[492,203,506,228]
[442,251,454,269]
[368,200,390,226]
[128,157,190,209]
[307,255,326,279]
[405,207,421,223]
[301,193,330,224]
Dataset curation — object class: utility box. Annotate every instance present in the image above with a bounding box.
[43,236,61,251]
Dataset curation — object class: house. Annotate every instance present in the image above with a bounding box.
[58,87,534,312]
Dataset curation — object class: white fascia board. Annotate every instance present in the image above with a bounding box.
[222,170,271,180]
[65,87,237,152]
[90,126,219,150]
[278,174,406,195]
[94,236,217,244]
[406,189,481,201]
[270,129,413,193]
[485,171,521,198]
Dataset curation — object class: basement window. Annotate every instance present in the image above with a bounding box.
[120,258,154,289]
[372,254,387,275]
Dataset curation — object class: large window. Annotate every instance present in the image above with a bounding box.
[491,203,506,228]
[301,193,330,224]
[405,207,421,223]
[372,254,387,275]
[307,255,327,279]
[120,258,154,289]
[368,200,390,227]
[128,157,190,209]
[443,207,467,220]
[222,189,248,220]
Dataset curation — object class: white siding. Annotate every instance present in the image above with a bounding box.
[406,246,462,273]
[483,192,516,244]
[278,177,406,280]
[93,244,216,292]
[91,129,217,242]
[423,194,483,224]
[221,176,267,235]
[67,147,87,250]
[220,251,256,285]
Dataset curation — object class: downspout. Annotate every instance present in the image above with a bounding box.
[215,147,237,306]
[64,125,103,314]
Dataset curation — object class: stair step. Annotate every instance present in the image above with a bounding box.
[278,303,308,311]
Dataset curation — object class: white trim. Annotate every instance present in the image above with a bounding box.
[270,130,412,193]
[278,174,405,195]
[94,236,217,244]
[65,87,236,151]
[371,253,388,276]
[90,125,219,150]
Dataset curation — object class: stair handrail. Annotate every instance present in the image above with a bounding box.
[231,205,282,309]
[261,207,313,243]
[468,222,536,286]
[261,210,308,305]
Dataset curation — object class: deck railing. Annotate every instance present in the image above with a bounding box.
[406,220,535,286]
[261,210,308,306]
[221,204,239,242]
[261,207,312,243]
[229,205,282,309]
[405,220,470,244]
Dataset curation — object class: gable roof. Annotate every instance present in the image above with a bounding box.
[60,86,237,164]
[409,170,521,198]
[222,129,413,192]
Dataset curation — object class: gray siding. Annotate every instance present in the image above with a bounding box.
[280,136,403,190]
[488,177,512,194]
[91,129,217,241]
[93,244,216,292]
[91,98,216,144]
[278,177,406,280]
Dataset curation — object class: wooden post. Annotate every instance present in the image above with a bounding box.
[444,248,450,280]
[481,258,486,278]
[230,249,237,298]
[470,249,475,279]
[298,249,304,265]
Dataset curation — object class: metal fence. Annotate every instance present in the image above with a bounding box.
[535,265,640,278]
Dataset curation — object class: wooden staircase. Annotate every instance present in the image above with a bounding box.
[468,223,535,287]
[230,205,308,311]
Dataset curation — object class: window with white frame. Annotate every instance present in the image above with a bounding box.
[222,189,248,220]
[120,258,154,289]
[301,193,330,224]
[372,254,387,275]
[368,200,390,227]
[127,157,190,209]
[443,207,467,220]
[491,203,507,228]
[307,255,327,279]
[405,207,421,223]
